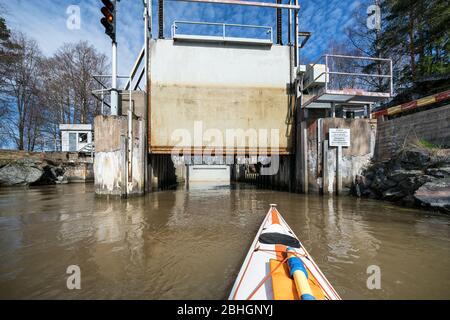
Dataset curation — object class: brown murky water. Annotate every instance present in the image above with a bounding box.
[0,183,449,299]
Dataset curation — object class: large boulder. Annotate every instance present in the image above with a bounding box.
[425,167,450,179]
[398,175,433,194]
[382,187,406,201]
[414,178,450,213]
[389,169,423,182]
[33,165,65,185]
[399,148,431,169]
[0,159,44,186]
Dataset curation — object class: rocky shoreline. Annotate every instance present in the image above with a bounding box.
[354,147,450,213]
[0,157,67,186]
[0,150,93,187]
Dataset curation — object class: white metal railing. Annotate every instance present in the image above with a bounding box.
[171,20,273,43]
[78,142,95,157]
[302,54,393,97]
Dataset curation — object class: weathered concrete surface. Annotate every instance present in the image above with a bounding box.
[94,149,125,196]
[120,91,146,119]
[94,115,145,196]
[375,104,450,161]
[149,39,293,154]
[296,118,376,194]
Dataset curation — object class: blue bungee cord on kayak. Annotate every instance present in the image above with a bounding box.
[286,247,316,300]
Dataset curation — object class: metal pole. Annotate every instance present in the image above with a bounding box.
[276,0,282,45]
[325,54,328,92]
[302,122,308,193]
[390,59,393,96]
[128,79,133,189]
[101,91,104,115]
[145,0,151,192]
[111,42,118,115]
[336,146,342,195]
[171,0,300,10]
[294,1,299,67]
[288,1,291,45]
[111,0,118,115]
[323,139,328,194]
[158,0,164,39]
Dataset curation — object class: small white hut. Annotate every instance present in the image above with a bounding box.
[59,124,93,152]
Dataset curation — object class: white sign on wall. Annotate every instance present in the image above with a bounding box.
[329,128,351,147]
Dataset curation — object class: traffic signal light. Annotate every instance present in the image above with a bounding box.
[100,0,115,41]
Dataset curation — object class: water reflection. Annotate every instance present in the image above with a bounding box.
[0,183,449,299]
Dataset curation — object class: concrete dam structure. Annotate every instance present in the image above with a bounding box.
[93,0,393,197]
[149,38,293,155]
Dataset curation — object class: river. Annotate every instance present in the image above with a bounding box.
[0,183,449,299]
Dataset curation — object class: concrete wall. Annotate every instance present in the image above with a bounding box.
[120,91,146,119]
[375,104,450,161]
[296,118,376,194]
[149,39,293,154]
[64,163,93,182]
[94,115,145,196]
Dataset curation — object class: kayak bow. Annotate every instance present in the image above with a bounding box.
[229,204,341,300]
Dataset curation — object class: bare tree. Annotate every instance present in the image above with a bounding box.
[39,41,108,150]
[51,41,108,124]
[1,32,43,150]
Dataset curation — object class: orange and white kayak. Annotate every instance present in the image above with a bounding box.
[229,204,341,300]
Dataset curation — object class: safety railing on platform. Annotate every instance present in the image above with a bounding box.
[78,142,95,157]
[92,75,135,115]
[171,20,273,44]
[302,54,393,98]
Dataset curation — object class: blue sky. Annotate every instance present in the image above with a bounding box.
[1,0,366,75]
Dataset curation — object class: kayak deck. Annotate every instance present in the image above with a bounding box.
[229,205,341,300]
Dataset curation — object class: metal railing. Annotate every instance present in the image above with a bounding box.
[92,75,135,115]
[171,20,273,43]
[302,54,393,97]
[78,142,95,157]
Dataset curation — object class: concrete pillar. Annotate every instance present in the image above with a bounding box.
[299,121,309,193]
[323,139,329,194]
[336,146,342,195]
[94,115,145,196]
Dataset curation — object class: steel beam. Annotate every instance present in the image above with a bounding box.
[170,0,300,10]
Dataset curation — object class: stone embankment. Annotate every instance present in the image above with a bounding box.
[0,150,93,187]
[354,146,450,213]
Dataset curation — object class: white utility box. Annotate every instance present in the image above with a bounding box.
[304,64,329,87]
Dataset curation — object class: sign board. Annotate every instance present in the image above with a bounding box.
[329,128,350,147]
